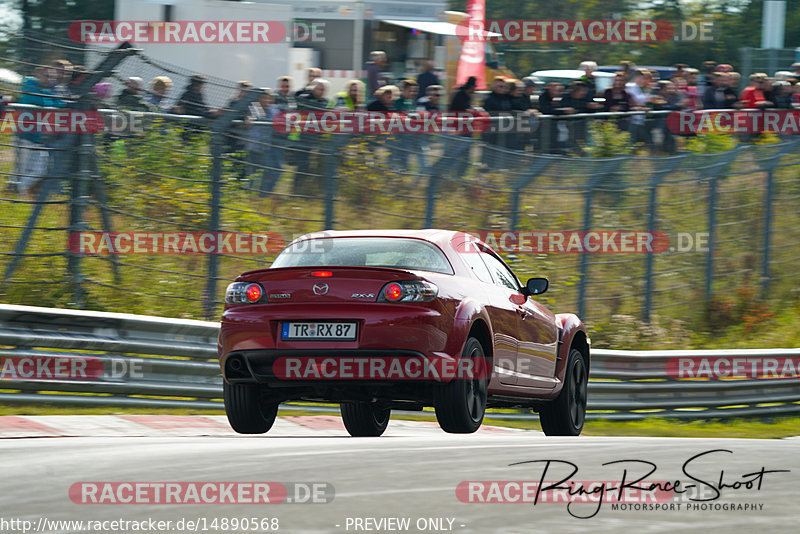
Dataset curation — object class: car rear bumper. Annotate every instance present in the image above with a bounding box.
[222,348,460,385]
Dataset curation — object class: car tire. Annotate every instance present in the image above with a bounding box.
[223,382,278,434]
[340,402,391,437]
[435,337,488,434]
[539,347,588,436]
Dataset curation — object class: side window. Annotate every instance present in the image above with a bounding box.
[460,252,493,284]
[481,253,520,291]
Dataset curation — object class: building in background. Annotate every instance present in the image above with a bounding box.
[113,0,460,96]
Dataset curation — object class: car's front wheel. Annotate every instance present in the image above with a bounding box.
[223,382,279,434]
[435,337,488,433]
[340,402,391,437]
[539,347,588,436]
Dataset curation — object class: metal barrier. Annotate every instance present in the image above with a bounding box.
[2,304,799,421]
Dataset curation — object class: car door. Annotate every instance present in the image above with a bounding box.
[459,250,517,385]
[478,252,524,385]
[515,296,559,389]
[481,252,558,389]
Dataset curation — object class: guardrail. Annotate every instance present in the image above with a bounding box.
[1,304,799,421]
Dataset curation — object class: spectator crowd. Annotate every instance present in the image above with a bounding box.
[6,55,800,197]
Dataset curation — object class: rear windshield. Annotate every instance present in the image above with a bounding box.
[272,237,453,274]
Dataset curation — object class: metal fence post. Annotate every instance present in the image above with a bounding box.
[704,175,718,303]
[577,157,629,320]
[642,154,687,322]
[424,135,471,228]
[67,129,94,306]
[323,134,348,229]
[696,147,740,304]
[509,157,553,231]
[204,90,264,319]
[3,44,137,284]
[761,167,775,297]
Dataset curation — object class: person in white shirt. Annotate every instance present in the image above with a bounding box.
[625,68,653,143]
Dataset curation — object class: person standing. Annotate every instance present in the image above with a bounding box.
[365,51,388,95]
[334,80,366,110]
[146,76,173,111]
[295,68,321,98]
[445,77,477,176]
[293,79,330,193]
[416,61,440,99]
[245,89,282,195]
[481,76,511,168]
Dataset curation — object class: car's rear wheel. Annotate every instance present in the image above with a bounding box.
[223,382,279,434]
[539,347,587,436]
[340,402,391,437]
[435,337,488,433]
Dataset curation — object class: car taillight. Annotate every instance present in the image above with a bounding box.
[245,283,262,302]
[225,282,265,304]
[311,270,333,277]
[378,281,438,303]
[383,282,404,302]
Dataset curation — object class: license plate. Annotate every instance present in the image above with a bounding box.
[282,322,357,341]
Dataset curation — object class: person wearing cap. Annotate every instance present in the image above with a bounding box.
[173,74,219,118]
[116,76,151,111]
[520,77,540,107]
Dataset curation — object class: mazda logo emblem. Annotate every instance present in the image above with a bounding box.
[312,283,329,295]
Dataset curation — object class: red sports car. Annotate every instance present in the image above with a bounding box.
[218,230,589,437]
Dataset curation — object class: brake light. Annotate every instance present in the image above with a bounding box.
[225,282,265,304]
[383,282,404,302]
[378,281,438,303]
[311,270,333,277]
[245,283,263,303]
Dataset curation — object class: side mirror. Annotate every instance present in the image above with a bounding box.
[523,277,549,296]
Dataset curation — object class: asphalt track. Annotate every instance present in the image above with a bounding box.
[0,416,797,533]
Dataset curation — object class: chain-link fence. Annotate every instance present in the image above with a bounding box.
[2,38,799,335]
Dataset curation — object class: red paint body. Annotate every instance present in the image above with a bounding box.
[218,230,589,408]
